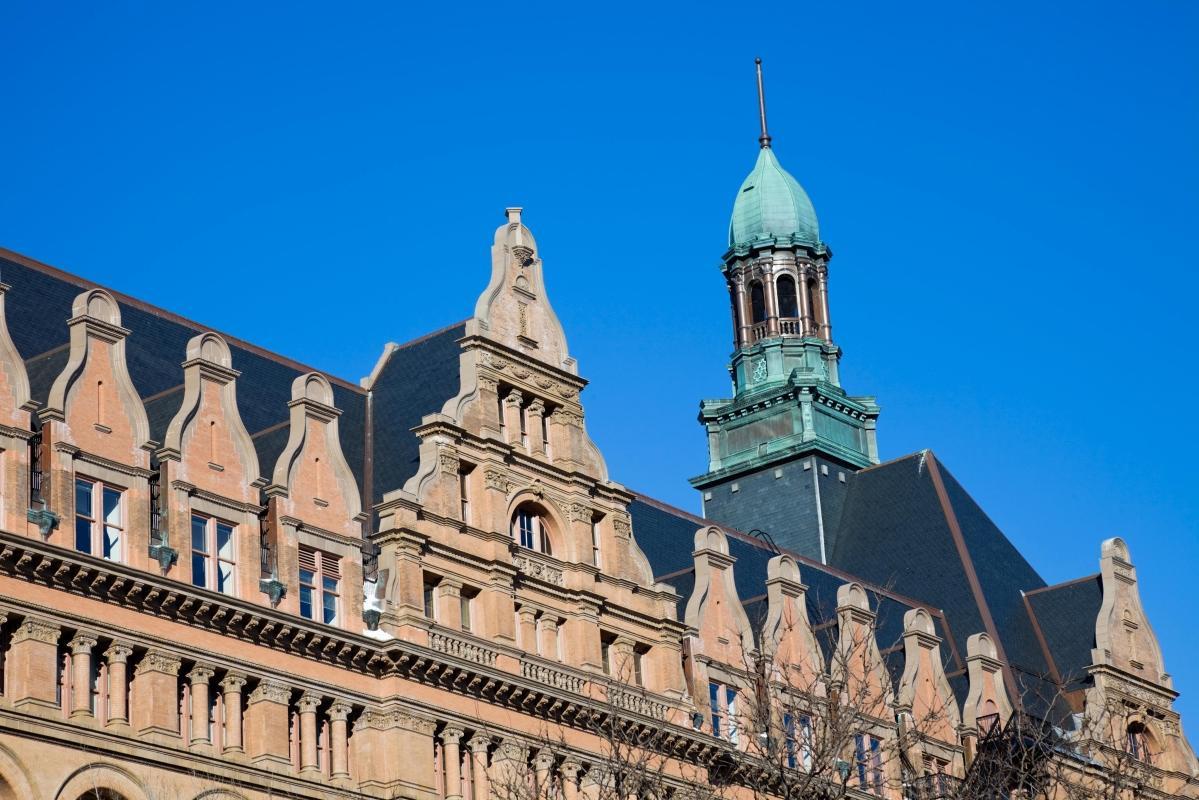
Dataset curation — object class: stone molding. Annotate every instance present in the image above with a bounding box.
[136,650,182,676]
[297,693,322,713]
[249,680,291,705]
[68,632,98,654]
[356,708,437,734]
[13,618,58,645]
[104,643,133,663]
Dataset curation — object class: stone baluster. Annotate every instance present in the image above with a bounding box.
[466,735,490,800]
[442,724,466,800]
[186,664,215,747]
[329,701,352,780]
[103,643,132,726]
[298,692,321,774]
[219,673,246,753]
[68,632,98,719]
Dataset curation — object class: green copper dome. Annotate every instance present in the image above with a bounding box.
[728,147,820,248]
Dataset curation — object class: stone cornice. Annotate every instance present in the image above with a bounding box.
[59,444,154,479]
[462,335,588,391]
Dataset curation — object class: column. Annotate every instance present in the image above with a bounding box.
[762,266,779,336]
[244,679,291,766]
[438,580,463,631]
[298,692,321,774]
[442,724,465,800]
[536,616,559,662]
[68,632,98,719]
[816,266,832,340]
[735,274,751,346]
[797,268,814,336]
[517,607,538,653]
[187,664,215,746]
[103,643,132,726]
[466,735,490,800]
[219,673,247,753]
[502,389,524,448]
[560,759,582,800]
[329,701,352,780]
[533,749,554,800]
[526,399,546,457]
[581,766,610,800]
[489,740,527,800]
[8,618,60,712]
[131,649,182,737]
[349,708,437,797]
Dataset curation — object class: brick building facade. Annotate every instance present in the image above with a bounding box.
[0,69,1192,800]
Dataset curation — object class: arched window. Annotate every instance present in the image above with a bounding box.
[750,282,766,324]
[777,275,799,318]
[512,505,552,556]
[1126,721,1153,764]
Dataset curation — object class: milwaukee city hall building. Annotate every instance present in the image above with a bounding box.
[0,76,1192,800]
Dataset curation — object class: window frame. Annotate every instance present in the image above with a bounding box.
[299,545,341,626]
[190,512,237,596]
[74,476,125,562]
[512,506,552,555]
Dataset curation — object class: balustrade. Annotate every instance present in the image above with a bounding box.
[429,629,499,667]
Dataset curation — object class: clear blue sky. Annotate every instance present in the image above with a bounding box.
[2,3,1196,724]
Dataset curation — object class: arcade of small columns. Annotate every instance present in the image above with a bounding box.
[725,250,832,346]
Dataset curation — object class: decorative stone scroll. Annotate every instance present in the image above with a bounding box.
[512,551,564,587]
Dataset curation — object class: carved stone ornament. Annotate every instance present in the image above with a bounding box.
[549,407,581,427]
[441,724,466,744]
[187,664,215,683]
[477,374,499,393]
[484,469,511,494]
[503,389,524,407]
[104,644,133,663]
[68,633,98,654]
[328,701,352,721]
[249,680,291,705]
[356,708,437,734]
[568,502,593,524]
[438,449,460,475]
[613,516,632,540]
[13,618,61,646]
[494,740,529,762]
[297,693,322,713]
[219,673,248,692]
[135,650,182,676]
[512,551,565,587]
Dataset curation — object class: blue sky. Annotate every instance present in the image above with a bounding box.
[2,3,1196,723]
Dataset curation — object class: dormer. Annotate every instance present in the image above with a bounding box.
[159,333,265,599]
[962,632,1012,749]
[896,608,961,770]
[39,289,154,570]
[0,283,36,534]
[266,373,365,630]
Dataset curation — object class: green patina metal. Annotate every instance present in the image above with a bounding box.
[728,147,821,248]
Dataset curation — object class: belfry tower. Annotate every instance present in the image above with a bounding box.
[690,60,880,562]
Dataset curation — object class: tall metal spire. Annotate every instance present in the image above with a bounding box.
[755,57,772,149]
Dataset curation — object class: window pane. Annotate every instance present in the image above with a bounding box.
[102,487,121,526]
[300,569,315,588]
[75,516,92,554]
[216,523,234,559]
[75,479,93,517]
[322,576,337,593]
[460,596,472,631]
[191,515,207,553]
[217,561,234,595]
[322,591,337,624]
[103,526,120,561]
[299,585,313,619]
[191,553,207,587]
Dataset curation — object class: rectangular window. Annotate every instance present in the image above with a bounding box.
[74,477,123,561]
[601,634,614,676]
[590,517,602,569]
[517,511,536,550]
[460,590,474,632]
[299,545,340,625]
[541,410,552,460]
[709,681,722,739]
[423,577,438,621]
[191,514,237,596]
[458,466,472,525]
[632,649,644,687]
[854,733,883,795]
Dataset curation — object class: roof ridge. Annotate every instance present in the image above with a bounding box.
[1023,572,1101,597]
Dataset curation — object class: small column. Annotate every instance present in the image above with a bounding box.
[533,749,555,800]
[68,632,98,719]
[329,701,352,780]
[298,692,321,774]
[516,607,538,653]
[131,650,182,738]
[526,399,546,457]
[438,580,463,631]
[815,266,832,340]
[797,268,814,336]
[466,735,490,800]
[762,266,780,336]
[735,275,751,345]
[442,724,466,800]
[502,389,524,449]
[184,664,214,746]
[244,679,291,766]
[536,616,559,662]
[103,644,132,726]
[219,673,247,753]
[8,617,60,712]
[560,759,583,800]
